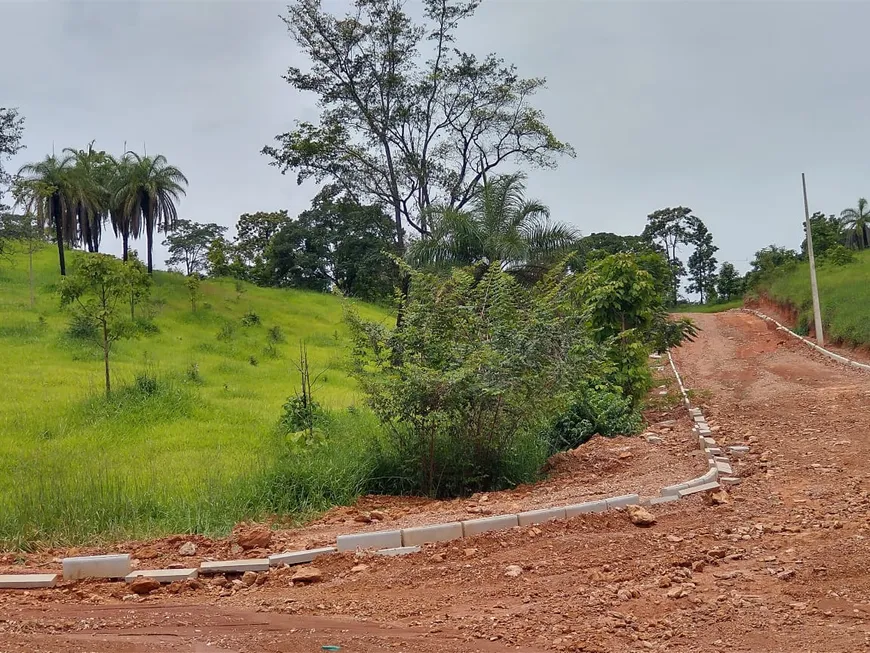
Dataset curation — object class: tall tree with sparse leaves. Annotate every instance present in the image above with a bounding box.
[0,107,25,213]
[641,206,695,304]
[685,216,718,303]
[263,0,574,249]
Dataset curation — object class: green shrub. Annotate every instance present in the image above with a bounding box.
[241,310,261,326]
[135,371,159,396]
[67,313,97,340]
[267,325,285,343]
[545,386,642,451]
[347,262,600,498]
[185,362,202,384]
[820,244,856,266]
[216,322,236,341]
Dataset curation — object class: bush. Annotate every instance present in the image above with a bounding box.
[545,386,642,451]
[248,355,259,367]
[67,314,97,340]
[135,371,159,396]
[241,310,261,326]
[216,322,236,341]
[820,244,856,266]
[185,362,202,384]
[267,325,285,343]
[347,262,601,498]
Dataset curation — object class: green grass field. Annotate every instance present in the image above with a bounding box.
[672,299,743,314]
[757,250,870,345]
[0,246,392,548]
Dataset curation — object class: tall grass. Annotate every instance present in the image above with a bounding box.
[0,246,393,548]
[759,250,870,344]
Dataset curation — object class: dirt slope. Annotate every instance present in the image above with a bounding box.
[1,310,869,652]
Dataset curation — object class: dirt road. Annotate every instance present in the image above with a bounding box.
[1,310,869,652]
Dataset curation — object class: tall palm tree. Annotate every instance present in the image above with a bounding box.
[407,173,577,280]
[840,198,870,250]
[15,154,77,275]
[114,153,188,272]
[64,142,109,253]
[108,153,141,262]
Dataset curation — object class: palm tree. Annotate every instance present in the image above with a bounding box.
[15,154,77,275]
[114,153,188,272]
[108,154,141,262]
[64,142,109,253]
[840,198,870,250]
[407,173,577,280]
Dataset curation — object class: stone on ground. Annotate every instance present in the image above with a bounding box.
[626,505,656,526]
[237,526,271,550]
[129,577,161,595]
[504,565,523,578]
[178,542,197,556]
[291,566,323,583]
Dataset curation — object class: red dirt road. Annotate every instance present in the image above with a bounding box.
[1,310,869,652]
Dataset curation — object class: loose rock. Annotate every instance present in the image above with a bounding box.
[237,526,271,550]
[504,565,523,578]
[129,577,161,595]
[292,566,323,584]
[178,541,197,556]
[626,505,656,527]
[241,571,258,587]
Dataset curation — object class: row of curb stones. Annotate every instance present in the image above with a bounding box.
[0,353,739,590]
[743,308,870,371]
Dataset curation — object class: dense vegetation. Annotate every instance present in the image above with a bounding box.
[0,1,709,548]
[751,249,870,346]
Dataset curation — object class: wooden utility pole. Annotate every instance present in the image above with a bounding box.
[802,173,824,346]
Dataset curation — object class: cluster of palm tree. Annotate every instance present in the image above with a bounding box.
[14,143,187,275]
[406,173,578,281]
[840,198,870,250]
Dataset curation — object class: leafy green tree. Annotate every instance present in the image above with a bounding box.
[185,274,202,312]
[265,191,400,299]
[114,153,188,273]
[162,219,227,276]
[0,107,25,213]
[745,245,800,287]
[60,254,146,394]
[234,210,287,282]
[406,173,576,281]
[206,235,243,278]
[347,260,599,497]
[570,232,653,270]
[716,262,743,302]
[15,154,77,275]
[685,217,718,303]
[641,207,695,304]
[800,212,844,258]
[263,0,574,249]
[839,199,870,250]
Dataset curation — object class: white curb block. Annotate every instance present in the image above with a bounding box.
[517,507,566,526]
[63,554,131,580]
[605,494,640,509]
[375,546,421,557]
[401,522,463,546]
[126,569,198,584]
[0,574,58,589]
[462,514,519,537]
[337,530,402,553]
[269,547,336,567]
[565,500,607,517]
[199,559,269,574]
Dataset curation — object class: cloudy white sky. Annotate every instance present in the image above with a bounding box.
[3,0,870,273]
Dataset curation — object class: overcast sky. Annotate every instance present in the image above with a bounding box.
[3,0,870,274]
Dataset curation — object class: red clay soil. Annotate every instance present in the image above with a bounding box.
[2,309,869,652]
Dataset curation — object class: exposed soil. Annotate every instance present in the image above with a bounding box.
[2,309,869,652]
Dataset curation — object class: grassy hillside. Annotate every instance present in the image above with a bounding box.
[0,245,392,548]
[756,249,870,346]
